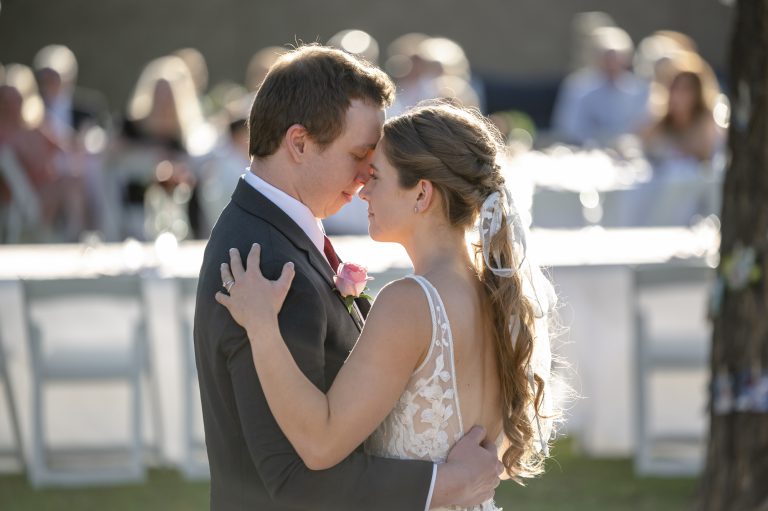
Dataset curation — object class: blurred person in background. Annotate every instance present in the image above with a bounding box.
[173,47,218,118]
[385,33,440,116]
[419,37,482,110]
[552,25,648,147]
[631,50,725,226]
[34,44,112,238]
[0,64,85,242]
[108,55,218,241]
[245,46,285,94]
[196,92,250,236]
[173,47,209,97]
[550,11,615,139]
[0,82,40,240]
[640,53,724,173]
[33,44,110,137]
[634,30,705,120]
[328,29,380,65]
[386,34,483,116]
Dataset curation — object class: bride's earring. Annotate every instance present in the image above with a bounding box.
[413,206,419,214]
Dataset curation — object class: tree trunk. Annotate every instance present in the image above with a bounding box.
[695,1,768,510]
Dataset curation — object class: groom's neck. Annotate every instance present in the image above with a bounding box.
[249,158,302,204]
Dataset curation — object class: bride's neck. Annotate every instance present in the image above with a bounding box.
[405,223,470,276]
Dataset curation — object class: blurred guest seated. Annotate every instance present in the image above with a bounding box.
[108,55,218,241]
[173,47,220,121]
[33,45,110,136]
[173,47,209,97]
[0,67,84,243]
[552,26,648,147]
[195,95,250,236]
[386,34,483,115]
[640,54,724,173]
[385,33,440,116]
[551,12,615,139]
[34,45,113,239]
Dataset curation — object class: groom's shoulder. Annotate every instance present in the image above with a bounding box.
[207,205,294,257]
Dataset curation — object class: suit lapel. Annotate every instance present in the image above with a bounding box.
[231,179,363,331]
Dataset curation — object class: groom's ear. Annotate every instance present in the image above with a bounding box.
[285,124,308,163]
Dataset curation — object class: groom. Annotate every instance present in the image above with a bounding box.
[194,44,501,511]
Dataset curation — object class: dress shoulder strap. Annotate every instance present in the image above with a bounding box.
[404,274,465,435]
[405,274,449,328]
[404,274,442,374]
[405,274,437,318]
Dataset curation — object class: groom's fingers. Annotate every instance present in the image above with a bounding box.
[229,247,245,280]
[463,425,486,445]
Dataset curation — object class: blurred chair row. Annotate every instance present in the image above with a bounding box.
[0,263,712,486]
[0,275,207,487]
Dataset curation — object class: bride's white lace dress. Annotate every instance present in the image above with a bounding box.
[365,275,501,511]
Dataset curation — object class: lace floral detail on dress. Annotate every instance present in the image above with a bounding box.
[365,275,501,511]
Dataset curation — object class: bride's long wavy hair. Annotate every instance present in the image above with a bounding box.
[382,103,553,481]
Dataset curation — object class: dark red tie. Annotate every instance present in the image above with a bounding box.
[323,235,342,273]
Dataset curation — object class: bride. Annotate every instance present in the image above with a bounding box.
[216,103,558,510]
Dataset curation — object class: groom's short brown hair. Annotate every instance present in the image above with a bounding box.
[248,44,395,159]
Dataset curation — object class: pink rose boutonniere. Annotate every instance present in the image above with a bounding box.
[333,262,374,312]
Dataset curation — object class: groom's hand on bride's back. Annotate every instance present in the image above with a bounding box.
[430,425,503,508]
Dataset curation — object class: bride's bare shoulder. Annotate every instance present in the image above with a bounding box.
[371,277,426,311]
[365,277,432,338]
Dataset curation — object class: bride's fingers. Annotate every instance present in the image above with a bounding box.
[229,248,245,280]
[247,243,263,278]
[214,291,231,309]
[276,262,295,297]
[220,262,234,289]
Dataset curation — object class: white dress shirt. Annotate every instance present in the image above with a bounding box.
[243,170,326,254]
[242,170,438,510]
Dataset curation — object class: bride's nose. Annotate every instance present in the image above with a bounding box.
[358,184,370,202]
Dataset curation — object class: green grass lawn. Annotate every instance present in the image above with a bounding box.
[496,439,698,510]
[0,439,697,511]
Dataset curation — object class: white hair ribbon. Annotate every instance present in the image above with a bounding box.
[479,187,557,456]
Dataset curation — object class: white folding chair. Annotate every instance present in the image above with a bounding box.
[0,325,24,471]
[21,275,149,487]
[176,276,209,479]
[633,264,712,476]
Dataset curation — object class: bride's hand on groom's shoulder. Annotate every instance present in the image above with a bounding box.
[215,244,295,337]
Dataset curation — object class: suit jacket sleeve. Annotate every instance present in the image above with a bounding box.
[220,258,434,511]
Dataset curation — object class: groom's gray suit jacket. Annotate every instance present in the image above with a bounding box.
[194,178,433,510]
